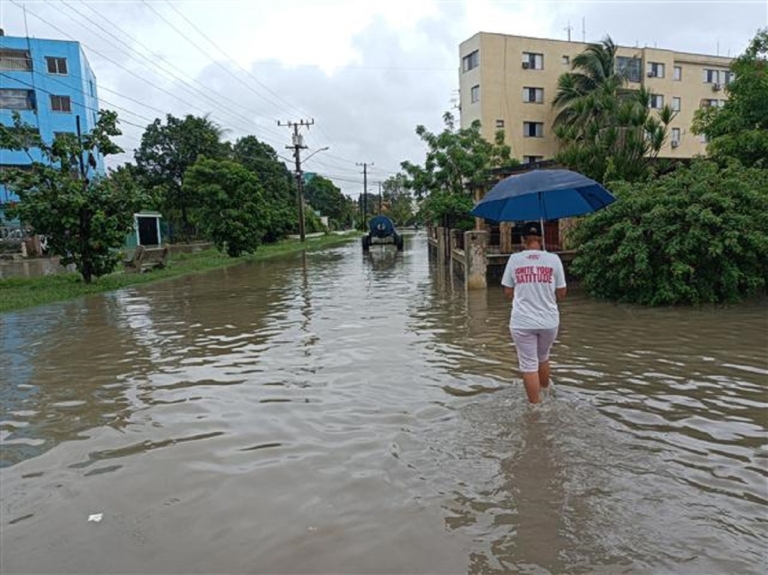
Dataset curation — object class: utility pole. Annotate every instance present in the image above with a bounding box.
[356,162,373,221]
[278,119,314,242]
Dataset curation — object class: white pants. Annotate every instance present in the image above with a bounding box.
[510,327,559,372]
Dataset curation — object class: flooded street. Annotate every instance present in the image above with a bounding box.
[1,232,766,574]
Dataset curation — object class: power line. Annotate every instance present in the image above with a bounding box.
[13,52,162,125]
[0,72,147,130]
[6,0,291,152]
[7,0,260,137]
[162,0,309,119]
[60,0,283,138]
[142,0,293,120]
[53,0,286,146]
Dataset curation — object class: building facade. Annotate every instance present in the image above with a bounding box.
[0,32,103,218]
[459,33,734,163]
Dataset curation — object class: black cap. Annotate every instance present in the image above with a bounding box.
[522,221,542,236]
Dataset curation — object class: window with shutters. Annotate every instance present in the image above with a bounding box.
[672,97,681,112]
[647,62,665,78]
[522,52,543,70]
[45,57,68,75]
[522,87,544,103]
[523,122,544,138]
[50,95,72,112]
[470,85,480,103]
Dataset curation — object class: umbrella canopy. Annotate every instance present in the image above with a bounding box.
[469,169,617,222]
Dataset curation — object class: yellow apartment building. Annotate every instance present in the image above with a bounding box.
[459,33,734,163]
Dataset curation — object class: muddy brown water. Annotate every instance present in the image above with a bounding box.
[1,232,766,574]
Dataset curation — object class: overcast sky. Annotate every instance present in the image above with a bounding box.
[1,0,765,195]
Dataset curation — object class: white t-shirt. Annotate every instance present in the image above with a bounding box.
[501,250,566,330]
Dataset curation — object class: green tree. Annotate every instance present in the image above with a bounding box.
[692,29,768,167]
[570,161,768,305]
[231,135,297,242]
[381,174,414,226]
[303,174,348,228]
[134,114,227,236]
[1,111,147,284]
[553,37,676,182]
[401,112,518,228]
[183,158,267,257]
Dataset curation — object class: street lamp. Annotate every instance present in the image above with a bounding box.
[297,146,330,242]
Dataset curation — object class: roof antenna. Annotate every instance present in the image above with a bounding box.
[581,17,586,42]
[564,21,572,42]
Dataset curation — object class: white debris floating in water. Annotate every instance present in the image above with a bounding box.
[87,513,103,523]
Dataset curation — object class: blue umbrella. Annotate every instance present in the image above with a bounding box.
[470,169,617,222]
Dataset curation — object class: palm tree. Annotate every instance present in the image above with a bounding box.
[553,37,676,182]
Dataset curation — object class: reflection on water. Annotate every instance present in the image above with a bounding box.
[1,232,766,574]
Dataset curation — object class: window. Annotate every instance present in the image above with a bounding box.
[672,97,681,112]
[45,57,68,75]
[0,89,35,110]
[650,94,664,109]
[671,128,681,143]
[89,80,95,97]
[523,155,544,164]
[700,98,720,108]
[523,122,544,138]
[470,84,480,103]
[561,55,570,65]
[616,56,642,83]
[0,48,32,71]
[522,52,543,70]
[53,131,74,140]
[462,50,479,72]
[522,87,544,103]
[50,95,72,112]
[495,119,505,129]
[647,62,665,78]
[703,68,730,84]
[673,66,682,81]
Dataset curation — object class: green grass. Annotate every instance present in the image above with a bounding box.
[0,232,361,314]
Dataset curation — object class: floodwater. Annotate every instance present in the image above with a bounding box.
[1,232,766,574]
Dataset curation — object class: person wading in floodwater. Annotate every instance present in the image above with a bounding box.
[501,222,567,403]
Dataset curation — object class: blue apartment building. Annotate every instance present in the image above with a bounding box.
[0,31,104,225]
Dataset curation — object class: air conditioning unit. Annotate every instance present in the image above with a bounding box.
[671,140,680,148]
[522,62,530,69]
[647,71,655,78]
[700,99,711,107]
[712,83,722,91]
